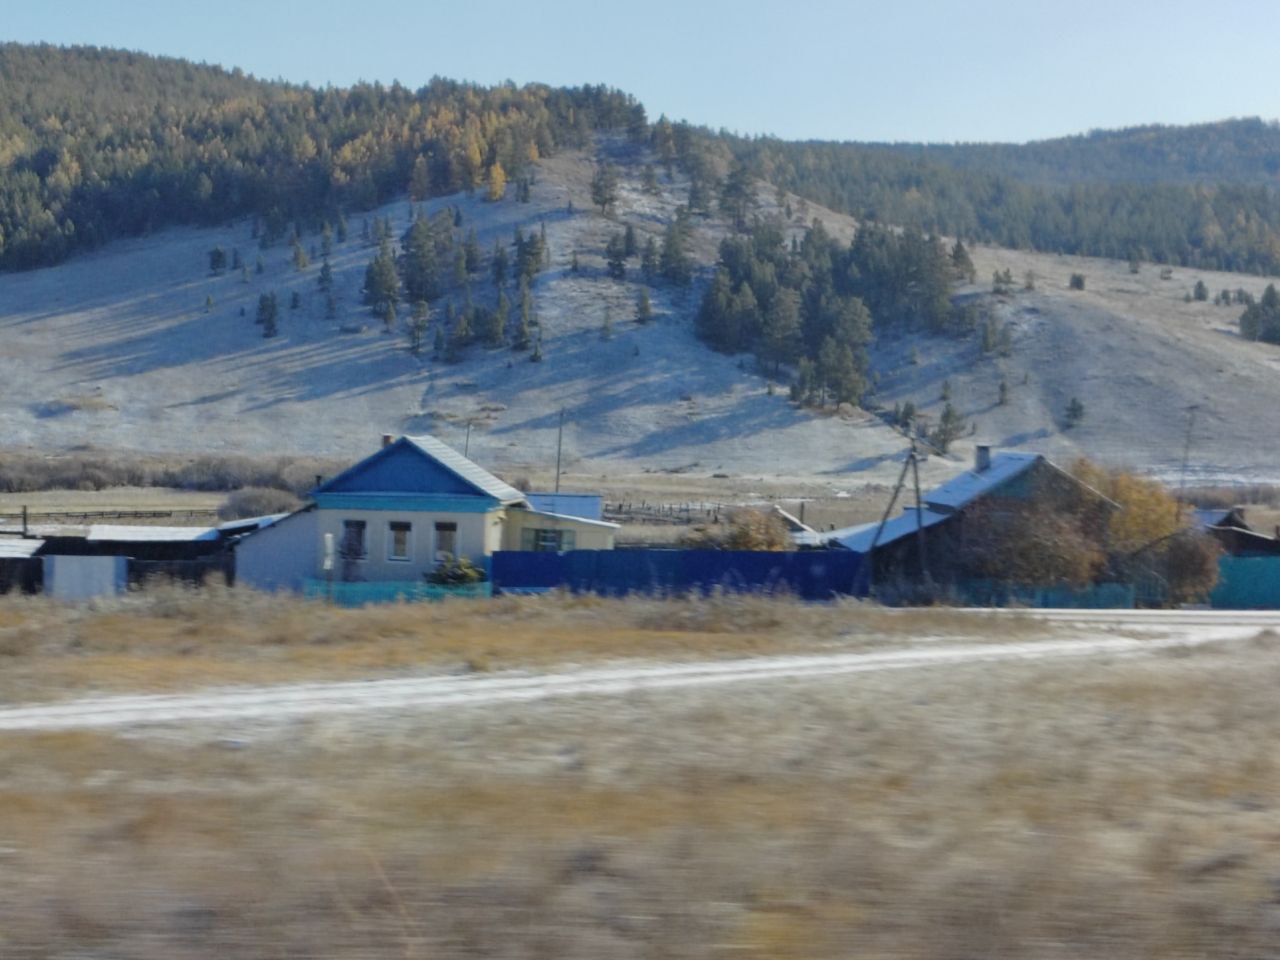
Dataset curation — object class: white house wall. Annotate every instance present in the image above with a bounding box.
[316,508,499,582]
[234,509,319,593]
[502,510,616,551]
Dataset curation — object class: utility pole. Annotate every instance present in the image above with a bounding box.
[464,420,473,458]
[910,442,929,585]
[554,407,565,494]
[1177,404,1199,507]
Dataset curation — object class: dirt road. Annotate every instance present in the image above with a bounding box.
[1,610,1274,732]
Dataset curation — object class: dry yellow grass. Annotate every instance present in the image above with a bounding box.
[0,585,1039,700]
[1,638,1279,957]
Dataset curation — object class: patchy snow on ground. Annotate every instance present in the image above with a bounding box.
[0,141,916,486]
[3,134,1280,486]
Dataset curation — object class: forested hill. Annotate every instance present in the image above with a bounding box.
[707,121,1280,275]
[6,42,1280,278]
[867,118,1280,187]
[0,44,640,269]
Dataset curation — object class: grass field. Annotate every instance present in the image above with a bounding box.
[1,614,1278,957]
[0,586,1047,702]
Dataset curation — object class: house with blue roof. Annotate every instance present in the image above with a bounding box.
[234,434,617,595]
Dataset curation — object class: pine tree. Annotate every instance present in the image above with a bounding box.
[320,223,333,259]
[759,288,801,375]
[492,240,508,287]
[433,323,445,358]
[636,288,652,323]
[362,237,400,314]
[464,228,481,274]
[591,159,619,215]
[949,239,976,283]
[659,221,692,285]
[493,289,510,344]
[318,258,333,292]
[208,246,227,274]
[257,292,279,337]
[641,163,659,194]
[605,233,627,280]
[410,155,431,202]
[514,277,533,350]
[290,290,301,310]
[930,402,966,453]
[641,236,659,280]
[623,224,637,258]
[998,379,1009,405]
[291,241,309,271]
[719,159,755,229]
[1065,396,1086,428]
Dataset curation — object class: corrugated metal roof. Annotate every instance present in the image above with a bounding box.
[87,525,219,543]
[827,507,952,554]
[0,538,44,558]
[520,509,620,530]
[526,493,604,520]
[217,513,290,535]
[923,452,1042,511]
[403,435,525,503]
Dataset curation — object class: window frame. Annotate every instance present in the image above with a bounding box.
[340,519,368,561]
[434,521,459,561]
[387,520,414,562]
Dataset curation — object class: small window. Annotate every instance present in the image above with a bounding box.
[520,528,576,552]
[340,520,367,559]
[434,521,458,561]
[388,521,412,561]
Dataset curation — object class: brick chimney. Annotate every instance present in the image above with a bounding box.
[975,445,992,472]
[381,433,395,448]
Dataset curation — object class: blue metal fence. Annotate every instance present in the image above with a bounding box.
[1210,556,1280,609]
[491,549,862,600]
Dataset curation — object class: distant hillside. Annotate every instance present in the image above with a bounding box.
[6,43,1280,279]
[3,132,1280,484]
[868,118,1280,187]
[704,124,1280,275]
[0,43,639,269]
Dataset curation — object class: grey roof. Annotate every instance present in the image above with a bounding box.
[1194,508,1232,529]
[0,538,44,559]
[826,507,952,554]
[217,513,290,535]
[526,493,604,521]
[924,452,1042,512]
[87,525,220,543]
[520,508,620,530]
[404,435,525,504]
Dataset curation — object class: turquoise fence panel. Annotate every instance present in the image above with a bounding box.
[1210,556,1280,609]
[955,579,1135,609]
[302,578,491,607]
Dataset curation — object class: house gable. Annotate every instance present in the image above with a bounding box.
[314,435,526,507]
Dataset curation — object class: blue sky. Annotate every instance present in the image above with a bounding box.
[7,0,1280,143]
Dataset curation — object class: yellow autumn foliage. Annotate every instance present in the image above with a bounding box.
[1071,458,1185,554]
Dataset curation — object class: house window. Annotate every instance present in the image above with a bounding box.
[434,522,458,561]
[340,520,367,559]
[521,528,576,552]
[388,521,413,562]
